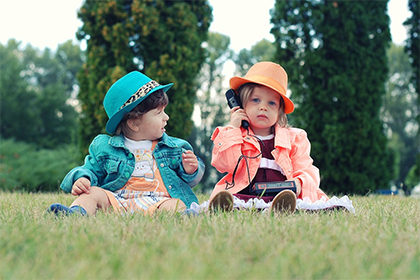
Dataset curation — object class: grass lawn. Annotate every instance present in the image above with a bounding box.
[0,192,419,279]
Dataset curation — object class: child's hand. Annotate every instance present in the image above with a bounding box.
[71,177,91,196]
[229,107,249,128]
[182,150,198,175]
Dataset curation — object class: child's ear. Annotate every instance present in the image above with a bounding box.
[127,118,140,132]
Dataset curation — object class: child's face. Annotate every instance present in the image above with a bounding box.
[244,86,280,136]
[131,106,169,141]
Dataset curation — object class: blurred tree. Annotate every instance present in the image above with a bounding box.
[76,0,212,155]
[233,39,275,76]
[405,155,419,189]
[0,39,82,148]
[382,44,418,192]
[403,0,420,190]
[404,0,419,95]
[76,0,137,155]
[0,40,39,143]
[188,32,231,191]
[0,138,79,192]
[271,0,392,195]
[24,41,83,148]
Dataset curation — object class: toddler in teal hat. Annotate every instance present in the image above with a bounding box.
[48,71,204,216]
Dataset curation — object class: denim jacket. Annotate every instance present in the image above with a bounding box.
[60,133,204,207]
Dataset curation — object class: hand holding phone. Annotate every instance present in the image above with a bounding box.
[225,89,249,130]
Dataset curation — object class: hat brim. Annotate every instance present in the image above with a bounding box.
[105,83,173,134]
[230,76,294,114]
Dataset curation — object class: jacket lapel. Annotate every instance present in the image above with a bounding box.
[274,125,291,150]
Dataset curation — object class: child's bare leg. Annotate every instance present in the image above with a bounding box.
[70,186,111,215]
[157,198,186,213]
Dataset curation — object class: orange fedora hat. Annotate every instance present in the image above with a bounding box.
[229,61,294,114]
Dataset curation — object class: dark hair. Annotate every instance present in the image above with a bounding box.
[115,89,169,135]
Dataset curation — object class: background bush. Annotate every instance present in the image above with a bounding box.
[0,138,80,192]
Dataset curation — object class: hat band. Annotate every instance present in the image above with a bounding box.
[119,80,160,110]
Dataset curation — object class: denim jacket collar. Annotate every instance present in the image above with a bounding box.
[109,134,126,148]
[157,133,179,148]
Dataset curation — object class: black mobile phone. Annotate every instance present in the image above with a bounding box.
[253,181,297,196]
[225,89,249,129]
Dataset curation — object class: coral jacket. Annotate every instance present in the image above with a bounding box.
[210,124,328,202]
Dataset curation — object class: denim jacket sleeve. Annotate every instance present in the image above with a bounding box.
[154,134,203,207]
[179,157,205,187]
[178,138,205,187]
[156,135,204,187]
[60,135,132,193]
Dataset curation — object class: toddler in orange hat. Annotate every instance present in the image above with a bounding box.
[208,61,328,213]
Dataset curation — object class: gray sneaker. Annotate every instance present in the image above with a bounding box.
[269,190,296,214]
[209,190,234,212]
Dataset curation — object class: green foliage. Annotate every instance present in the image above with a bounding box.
[0,40,39,144]
[189,32,231,191]
[76,0,212,156]
[0,138,80,192]
[233,39,275,76]
[403,0,420,192]
[1,193,419,279]
[382,44,418,190]
[76,0,136,155]
[0,39,82,149]
[404,0,420,95]
[271,0,392,195]
[405,154,420,189]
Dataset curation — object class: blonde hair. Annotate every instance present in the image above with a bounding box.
[237,83,288,128]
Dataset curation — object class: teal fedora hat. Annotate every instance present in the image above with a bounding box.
[103,71,173,134]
